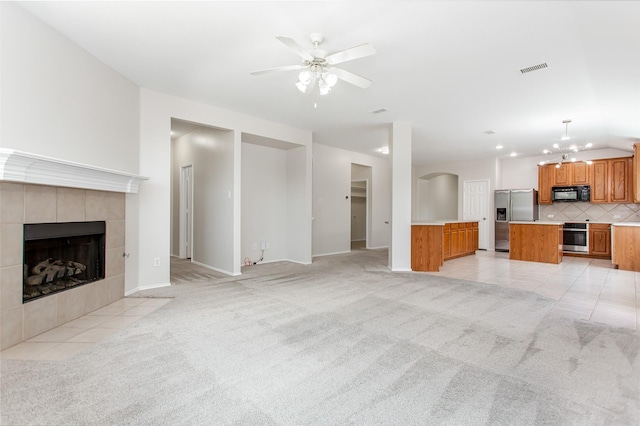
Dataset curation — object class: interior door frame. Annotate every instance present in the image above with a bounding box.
[179,164,194,259]
[462,179,490,250]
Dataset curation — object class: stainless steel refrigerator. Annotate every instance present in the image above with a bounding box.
[495,189,539,252]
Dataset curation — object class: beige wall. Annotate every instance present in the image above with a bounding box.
[0,183,126,350]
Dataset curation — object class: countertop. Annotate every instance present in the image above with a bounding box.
[412,220,477,226]
[611,222,640,227]
[509,221,564,225]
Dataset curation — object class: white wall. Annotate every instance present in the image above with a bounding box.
[286,146,311,264]
[0,2,140,173]
[415,173,458,221]
[171,127,235,274]
[138,89,312,291]
[312,143,390,256]
[1,2,144,293]
[241,143,288,264]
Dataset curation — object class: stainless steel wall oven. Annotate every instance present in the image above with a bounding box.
[563,222,588,253]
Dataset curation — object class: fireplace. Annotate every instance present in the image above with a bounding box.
[23,221,106,303]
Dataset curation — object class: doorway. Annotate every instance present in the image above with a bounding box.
[180,165,193,259]
[351,163,372,251]
[350,180,367,250]
[463,179,490,250]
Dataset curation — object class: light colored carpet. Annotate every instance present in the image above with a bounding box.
[2,249,638,425]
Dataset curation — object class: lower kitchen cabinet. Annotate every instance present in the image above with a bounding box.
[411,222,478,272]
[588,223,611,258]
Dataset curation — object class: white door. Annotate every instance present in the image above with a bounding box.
[180,165,193,259]
[463,179,490,250]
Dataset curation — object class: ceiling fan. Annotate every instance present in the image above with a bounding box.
[250,33,376,95]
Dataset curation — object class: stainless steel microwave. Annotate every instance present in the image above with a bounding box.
[552,185,590,202]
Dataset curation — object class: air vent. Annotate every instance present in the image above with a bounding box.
[484,130,496,135]
[520,62,548,74]
[370,108,388,115]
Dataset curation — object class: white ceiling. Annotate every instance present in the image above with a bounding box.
[19,1,640,165]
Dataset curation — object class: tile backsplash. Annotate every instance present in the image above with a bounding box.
[540,202,640,222]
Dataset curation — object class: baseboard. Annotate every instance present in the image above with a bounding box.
[391,267,412,272]
[366,245,389,250]
[192,260,239,276]
[242,258,313,267]
[313,250,351,258]
[125,282,171,296]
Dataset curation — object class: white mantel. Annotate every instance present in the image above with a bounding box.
[0,149,148,193]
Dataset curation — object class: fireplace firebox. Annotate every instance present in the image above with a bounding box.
[23,221,106,303]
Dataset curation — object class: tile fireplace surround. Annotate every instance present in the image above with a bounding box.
[0,149,148,350]
[0,183,126,350]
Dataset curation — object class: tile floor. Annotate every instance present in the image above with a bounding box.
[429,250,639,331]
[0,297,172,361]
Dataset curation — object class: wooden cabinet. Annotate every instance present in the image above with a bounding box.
[634,143,640,203]
[609,157,632,203]
[442,223,451,259]
[554,163,571,186]
[509,223,563,264]
[412,222,479,272]
[589,223,611,258]
[590,157,632,204]
[612,225,640,271]
[571,162,589,185]
[538,164,554,204]
[538,156,633,204]
[590,160,608,203]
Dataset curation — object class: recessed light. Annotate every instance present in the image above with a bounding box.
[484,130,496,135]
[379,146,389,154]
[495,145,503,150]
[510,152,517,157]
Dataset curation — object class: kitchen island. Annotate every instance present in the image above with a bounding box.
[509,221,564,264]
[411,221,478,271]
[612,222,640,271]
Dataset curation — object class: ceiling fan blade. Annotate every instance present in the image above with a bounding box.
[328,67,372,89]
[250,64,307,76]
[276,36,314,62]
[326,43,376,65]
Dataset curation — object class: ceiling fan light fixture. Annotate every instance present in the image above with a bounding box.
[298,70,312,84]
[295,81,308,93]
[318,80,331,95]
[323,72,337,87]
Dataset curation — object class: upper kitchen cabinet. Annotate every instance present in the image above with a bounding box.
[538,164,554,204]
[570,162,589,185]
[590,157,633,204]
[554,163,571,186]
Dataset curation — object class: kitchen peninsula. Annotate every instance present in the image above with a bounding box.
[509,221,564,264]
[411,222,478,271]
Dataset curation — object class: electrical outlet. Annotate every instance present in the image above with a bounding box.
[613,215,621,219]
[547,214,554,219]
[153,257,160,267]
[252,243,257,250]
[266,242,270,249]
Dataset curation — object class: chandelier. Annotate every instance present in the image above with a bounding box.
[538,120,593,167]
